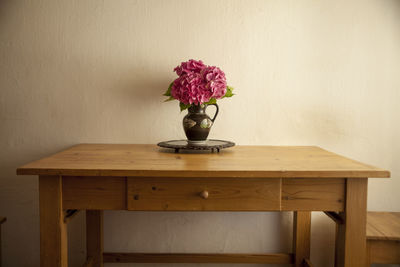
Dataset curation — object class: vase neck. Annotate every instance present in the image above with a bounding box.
[188,105,206,113]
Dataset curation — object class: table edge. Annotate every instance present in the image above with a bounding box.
[16,168,391,178]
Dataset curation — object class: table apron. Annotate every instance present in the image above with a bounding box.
[62,176,345,212]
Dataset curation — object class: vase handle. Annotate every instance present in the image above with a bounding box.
[208,103,219,122]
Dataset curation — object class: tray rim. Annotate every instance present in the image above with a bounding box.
[157,139,235,151]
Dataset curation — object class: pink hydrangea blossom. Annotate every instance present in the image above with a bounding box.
[170,60,228,105]
[201,66,227,99]
[171,73,213,105]
[174,59,206,76]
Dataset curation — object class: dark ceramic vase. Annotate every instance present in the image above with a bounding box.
[183,104,219,144]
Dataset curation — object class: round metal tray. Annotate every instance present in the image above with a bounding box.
[157,139,235,153]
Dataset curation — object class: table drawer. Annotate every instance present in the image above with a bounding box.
[127,177,281,211]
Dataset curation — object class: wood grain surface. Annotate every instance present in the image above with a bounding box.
[61,176,346,211]
[16,144,390,178]
[39,176,68,267]
[335,179,368,267]
[367,212,400,241]
[103,252,294,264]
[62,176,126,210]
[282,179,345,211]
[86,210,103,267]
[0,217,5,267]
[127,177,281,211]
[293,211,311,267]
[367,240,400,264]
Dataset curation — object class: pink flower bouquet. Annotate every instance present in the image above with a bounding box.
[164,59,234,111]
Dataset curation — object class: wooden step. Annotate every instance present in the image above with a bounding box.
[367,212,400,241]
[366,212,400,265]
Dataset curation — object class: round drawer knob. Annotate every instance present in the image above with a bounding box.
[199,190,209,199]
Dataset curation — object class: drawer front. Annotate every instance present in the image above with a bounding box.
[127,177,281,211]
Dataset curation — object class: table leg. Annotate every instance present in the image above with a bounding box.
[39,176,68,267]
[0,217,5,267]
[86,210,103,267]
[366,241,371,267]
[293,211,311,267]
[335,178,367,267]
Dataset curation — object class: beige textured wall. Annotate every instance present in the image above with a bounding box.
[1,1,399,266]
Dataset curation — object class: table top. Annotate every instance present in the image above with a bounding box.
[16,144,390,178]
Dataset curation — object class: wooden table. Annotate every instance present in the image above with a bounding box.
[17,144,390,267]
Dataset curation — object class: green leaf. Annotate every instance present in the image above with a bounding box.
[163,82,173,96]
[164,96,175,102]
[204,98,217,105]
[179,102,191,112]
[223,86,234,98]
